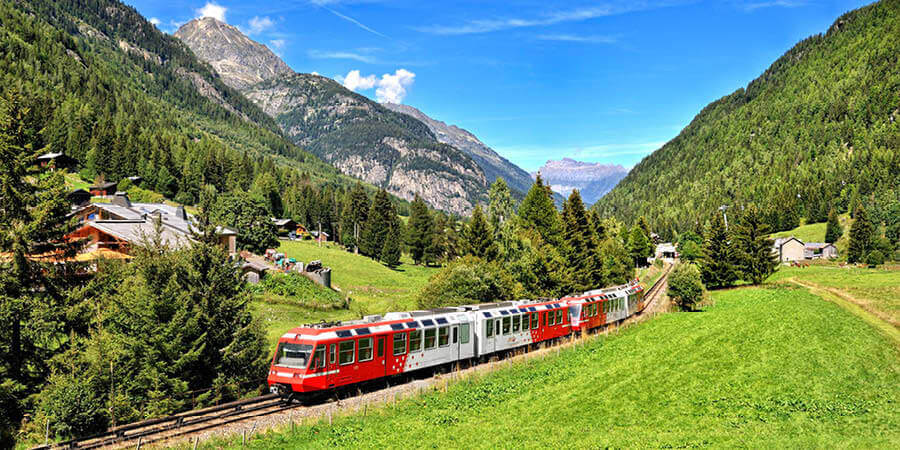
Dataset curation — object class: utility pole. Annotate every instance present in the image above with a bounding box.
[719,205,729,231]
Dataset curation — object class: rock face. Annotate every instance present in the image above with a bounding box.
[243,74,488,214]
[175,17,292,90]
[382,103,534,196]
[175,19,489,215]
[533,158,628,204]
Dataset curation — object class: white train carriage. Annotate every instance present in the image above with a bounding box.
[382,308,476,372]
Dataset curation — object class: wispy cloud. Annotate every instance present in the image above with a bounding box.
[738,0,807,12]
[308,50,377,63]
[196,2,227,22]
[415,2,685,35]
[270,39,287,50]
[537,34,618,44]
[322,7,388,38]
[149,17,161,26]
[243,16,276,35]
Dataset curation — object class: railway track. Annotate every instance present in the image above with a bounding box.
[36,266,672,450]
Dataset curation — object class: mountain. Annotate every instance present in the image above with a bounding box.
[382,103,534,196]
[0,0,351,206]
[594,0,900,238]
[174,17,292,90]
[533,158,627,204]
[175,18,489,215]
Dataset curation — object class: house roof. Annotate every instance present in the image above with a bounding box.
[37,152,65,160]
[87,220,193,250]
[656,243,676,253]
[272,218,295,227]
[773,236,804,248]
[89,181,117,190]
[804,242,835,249]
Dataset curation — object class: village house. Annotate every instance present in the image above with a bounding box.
[655,242,677,260]
[804,242,838,259]
[773,237,806,262]
[36,152,77,170]
[88,181,118,196]
[70,192,237,258]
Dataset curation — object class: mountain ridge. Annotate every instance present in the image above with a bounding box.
[533,158,628,204]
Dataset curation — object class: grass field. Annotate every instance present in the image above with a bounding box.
[771,214,852,255]
[770,264,900,327]
[251,240,440,346]
[219,283,900,448]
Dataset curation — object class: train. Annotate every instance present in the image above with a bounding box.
[267,280,646,399]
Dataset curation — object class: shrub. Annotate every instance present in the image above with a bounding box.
[865,250,885,268]
[653,258,663,268]
[249,273,344,307]
[416,255,523,309]
[667,263,706,311]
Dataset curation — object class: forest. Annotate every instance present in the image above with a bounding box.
[594,0,900,241]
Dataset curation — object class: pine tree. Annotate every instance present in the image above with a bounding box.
[406,194,432,264]
[560,190,600,292]
[627,225,652,268]
[733,205,778,285]
[339,183,369,254]
[488,178,515,230]
[361,189,395,258]
[463,205,498,260]
[518,174,562,247]
[380,221,403,269]
[424,212,447,266]
[847,204,874,263]
[824,207,843,244]
[700,212,738,289]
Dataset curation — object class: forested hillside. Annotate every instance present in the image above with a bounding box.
[594,0,900,238]
[0,0,354,206]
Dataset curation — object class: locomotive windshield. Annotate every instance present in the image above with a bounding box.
[274,342,313,369]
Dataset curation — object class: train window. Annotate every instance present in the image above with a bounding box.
[502,317,511,335]
[358,337,373,362]
[338,341,355,365]
[438,327,450,347]
[452,326,458,344]
[557,309,564,324]
[377,337,384,358]
[424,329,437,349]
[549,310,556,326]
[393,333,407,356]
[329,344,336,364]
[531,313,538,330]
[460,323,470,343]
[485,320,493,338]
[512,315,520,332]
[312,345,325,369]
[274,342,313,369]
[410,330,423,352]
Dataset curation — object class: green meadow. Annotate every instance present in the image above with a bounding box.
[221,282,900,448]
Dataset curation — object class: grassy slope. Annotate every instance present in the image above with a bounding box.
[227,284,900,448]
[770,264,900,326]
[251,240,439,345]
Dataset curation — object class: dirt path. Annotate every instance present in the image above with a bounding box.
[787,278,900,348]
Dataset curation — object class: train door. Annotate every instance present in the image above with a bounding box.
[325,342,337,388]
[376,335,387,378]
[451,325,459,361]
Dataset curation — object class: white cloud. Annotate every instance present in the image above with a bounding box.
[416,2,686,35]
[245,16,275,35]
[149,17,161,26]
[269,39,286,50]
[308,50,376,63]
[196,2,227,22]
[336,70,377,91]
[311,71,320,76]
[335,68,416,103]
[537,34,618,44]
[375,69,415,103]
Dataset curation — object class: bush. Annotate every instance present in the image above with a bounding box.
[679,240,703,262]
[249,273,345,307]
[866,250,885,268]
[653,258,664,268]
[667,263,706,311]
[416,256,523,309]
[38,372,107,438]
[127,186,165,203]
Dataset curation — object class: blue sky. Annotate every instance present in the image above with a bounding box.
[129,0,871,171]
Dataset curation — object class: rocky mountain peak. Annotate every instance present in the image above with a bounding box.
[174,17,292,90]
[534,158,628,204]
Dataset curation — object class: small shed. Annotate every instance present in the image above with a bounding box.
[68,189,92,206]
[36,152,77,170]
[241,261,270,284]
[655,242,677,260]
[88,181,118,196]
[774,237,805,262]
[804,242,837,259]
[271,218,298,236]
[309,230,330,242]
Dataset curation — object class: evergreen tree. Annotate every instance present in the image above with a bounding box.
[560,190,601,292]
[380,222,403,269]
[733,205,778,285]
[847,204,874,263]
[361,189,395,258]
[339,183,369,254]
[210,191,278,254]
[406,194,432,264]
[487,178,515,230]
[0,93,82,442]
[825,207,843,244]
[250,172,284,218]
[700,213,738,289]
[627,225,653,268]
[518,174,562,247]
[463,205,499,260]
